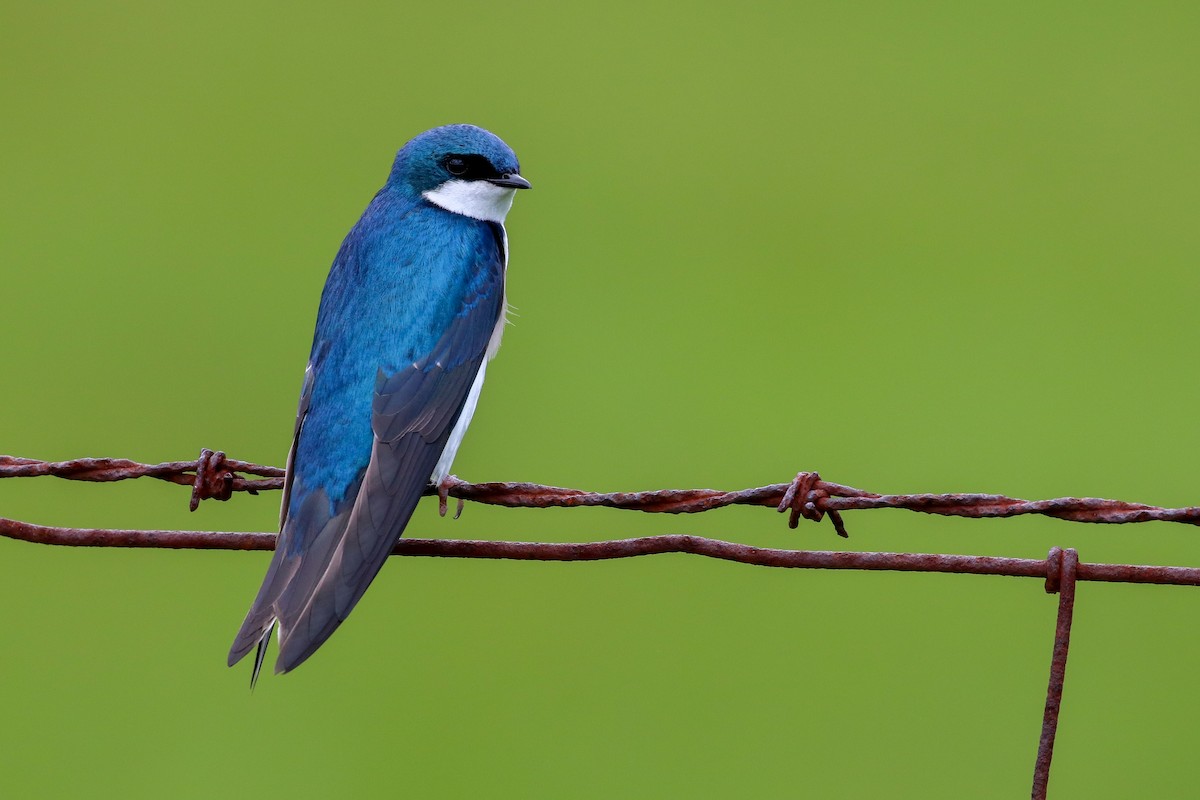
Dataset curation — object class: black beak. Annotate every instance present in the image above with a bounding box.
[488,174,532,190]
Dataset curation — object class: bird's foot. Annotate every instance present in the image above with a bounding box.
[437,475,466,520]
[777,471,849,538]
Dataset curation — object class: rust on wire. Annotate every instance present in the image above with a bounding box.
[1033,547,1080,800]
[6,450,1200,798]
[3,515,1200,590]
[189,449,238,511]
[6,454,1200,532]
[0,453,284,493]
[777,471,850,537]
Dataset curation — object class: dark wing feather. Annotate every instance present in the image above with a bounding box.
[226,362,322,668]
[274,358,482,672]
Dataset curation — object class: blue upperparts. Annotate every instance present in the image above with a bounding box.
[288,187,505,513]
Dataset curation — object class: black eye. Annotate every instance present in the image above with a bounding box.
[442,154,503,181]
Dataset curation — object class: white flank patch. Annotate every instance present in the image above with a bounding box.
[423,180,517,223]
[432,361,488,483]
[488,226,510,359]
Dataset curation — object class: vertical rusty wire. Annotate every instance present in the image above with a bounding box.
[1032,547,1079,799]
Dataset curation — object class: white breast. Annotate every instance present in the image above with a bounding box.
[431,360,488,484]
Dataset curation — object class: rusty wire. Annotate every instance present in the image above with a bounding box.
[3,450,1200,799]
[1034,547,1080,800]
[2,514,1197,586]
[6,451,1200,535]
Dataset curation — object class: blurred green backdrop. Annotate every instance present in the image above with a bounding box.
[3,1,1199,797]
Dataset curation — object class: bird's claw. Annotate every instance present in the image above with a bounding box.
[437,475,466,519]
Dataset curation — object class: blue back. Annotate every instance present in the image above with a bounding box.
[289,185,504,515]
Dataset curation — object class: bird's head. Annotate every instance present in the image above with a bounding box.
[389,124,530,223]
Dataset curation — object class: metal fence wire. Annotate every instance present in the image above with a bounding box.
[5,450,1200,799]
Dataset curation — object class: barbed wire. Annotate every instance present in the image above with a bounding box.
[6,450,1200,535]
[3,449,1198,800]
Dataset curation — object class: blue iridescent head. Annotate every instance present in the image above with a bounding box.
[388,124,530,222]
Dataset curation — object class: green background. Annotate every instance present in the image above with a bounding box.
[3,1,1199,797]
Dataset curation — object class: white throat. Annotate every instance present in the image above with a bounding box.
[423,180,516,223]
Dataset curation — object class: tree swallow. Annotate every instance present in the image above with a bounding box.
[228,124,530,683]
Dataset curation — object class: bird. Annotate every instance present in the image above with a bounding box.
[228,124,531,684]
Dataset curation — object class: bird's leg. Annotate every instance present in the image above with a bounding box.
[436,474,466,519]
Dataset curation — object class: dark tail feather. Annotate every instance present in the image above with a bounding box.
[250,629,272,690]
[229,566,294,675]
[273,436,432,673]
[229,613,273,667]
[228,487,350,674]
[228,536,301,668]
[228,583,287,668]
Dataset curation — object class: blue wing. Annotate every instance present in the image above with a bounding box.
[229,191,506,676]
